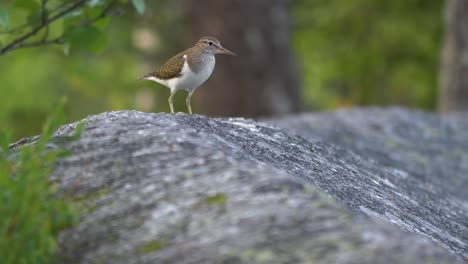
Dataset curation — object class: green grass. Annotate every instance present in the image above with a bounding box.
[0,102,78,264]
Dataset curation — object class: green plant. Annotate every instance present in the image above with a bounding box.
[0,0,147,139]
[0,102,78,264]
[0,0,146,56]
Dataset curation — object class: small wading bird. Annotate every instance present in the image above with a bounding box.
[138,36,236,114]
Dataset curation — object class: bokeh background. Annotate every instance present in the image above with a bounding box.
[0,0,466,139]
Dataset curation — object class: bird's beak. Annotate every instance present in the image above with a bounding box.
[217,46,237,56]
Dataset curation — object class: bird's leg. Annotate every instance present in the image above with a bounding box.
[186,91,194,114]
[168,92,175,114]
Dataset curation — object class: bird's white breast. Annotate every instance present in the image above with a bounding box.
[183,54,215,92]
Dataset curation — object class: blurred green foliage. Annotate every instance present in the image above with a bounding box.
[0,0,186,139]
[0,0,148,139]
[293,0,444,109]
[0,0,445,138]
[0,102,77,264]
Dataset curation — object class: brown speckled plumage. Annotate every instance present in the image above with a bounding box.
[150,49,189,80]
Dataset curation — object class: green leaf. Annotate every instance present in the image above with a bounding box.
[38,98,66,147]
[0,130,11,152]
[63,14,82,31]
[0,5,8,29]
[65,26,107,53]
[83,4,103,18]
[131,0,145,15]
[62,42,70,56]
[26,9,41,24]
[93,16,110,30]
[14,0,40,10]
[72,121,87,140]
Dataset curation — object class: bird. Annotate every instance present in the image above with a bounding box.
[138,36,236,114]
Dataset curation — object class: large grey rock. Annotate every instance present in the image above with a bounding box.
[46,109,466,263]
[269,108,468,255]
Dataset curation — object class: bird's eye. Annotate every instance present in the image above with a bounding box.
[208,41,213,46]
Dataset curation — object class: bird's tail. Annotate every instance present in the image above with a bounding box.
[137,73,153,80]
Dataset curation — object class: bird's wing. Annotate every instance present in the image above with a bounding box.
[147,49,188,80]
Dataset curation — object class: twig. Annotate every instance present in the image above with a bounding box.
[0,0,120,55]
[84,0,118,26]
[8,137,30,151]
[0,1,71,35]
[0,0,88,56]
[97,0,118,20]
[41,0,49,42]
[16,36,64,50]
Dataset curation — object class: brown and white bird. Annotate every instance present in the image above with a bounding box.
[138,36,236,114]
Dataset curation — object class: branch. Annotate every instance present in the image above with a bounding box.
[15,36,64,50]
[0,1,72,35]
[41,0,49,42]
[91,0,118,23]
[0,0,88,56]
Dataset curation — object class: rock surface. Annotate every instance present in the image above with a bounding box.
[269,108,468,255]
[47,109,466,263]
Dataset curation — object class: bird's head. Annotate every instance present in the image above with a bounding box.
[196,36,237,56]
